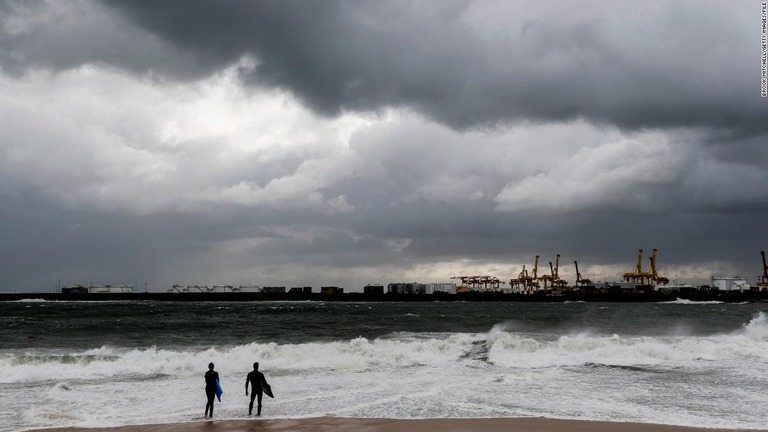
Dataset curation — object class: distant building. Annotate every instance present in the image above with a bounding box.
[363,284,384,295]
[321,286,343,295]
[261,286,286,293]
[290,287,312,294]
[711,277,750,291]
[61,285,88,294]
[387,282,427,294]
[426,283,457,294]
[61,284,135,294]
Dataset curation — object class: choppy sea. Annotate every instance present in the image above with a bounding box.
[1,300,767,431]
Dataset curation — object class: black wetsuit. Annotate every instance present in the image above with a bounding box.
[204,370,219,417]
[246,370,266,415]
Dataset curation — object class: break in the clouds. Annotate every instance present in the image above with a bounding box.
[0,0,766,292]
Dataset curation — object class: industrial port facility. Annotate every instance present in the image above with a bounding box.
[3,249,768,303]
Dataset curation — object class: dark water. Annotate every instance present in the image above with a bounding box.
[3,300,765,350]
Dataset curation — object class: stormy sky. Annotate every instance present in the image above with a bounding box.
[1,0,766,292]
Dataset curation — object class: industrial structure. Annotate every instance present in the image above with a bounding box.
[648,249,669,286]
[152,247,763,298]
[573,260,593,287]
[711,277,751,291]
[61,284,135,294]
[51,249,768,301]
[621,249,669,287]
[622,249,652,285]
[510,255,540,293]
[539,254,568,291]
[450,275,503,293]
[758,251,768,290]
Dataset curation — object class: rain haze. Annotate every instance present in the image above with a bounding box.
[1,0,766,292]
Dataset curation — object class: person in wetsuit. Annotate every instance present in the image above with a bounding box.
[245,362,267,416]
[204,362,219,418]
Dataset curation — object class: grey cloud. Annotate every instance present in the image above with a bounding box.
[2,0,764,134]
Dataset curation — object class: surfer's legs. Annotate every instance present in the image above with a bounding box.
[249,392,256,415]
[256,391,263,416]
[205,389,215,417]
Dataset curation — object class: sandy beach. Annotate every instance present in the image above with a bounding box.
[31,417,768,432]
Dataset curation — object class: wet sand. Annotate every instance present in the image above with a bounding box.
[31,417,767,432]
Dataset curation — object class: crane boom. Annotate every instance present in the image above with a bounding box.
[762,251,768,281]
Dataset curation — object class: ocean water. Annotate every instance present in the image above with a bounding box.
[1,300,767,431]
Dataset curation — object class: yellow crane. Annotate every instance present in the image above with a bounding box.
[623,249,646,284]
[551,254,568,288]
[510,256,540,293]
[540,254,568,289]
[649,249,669,286]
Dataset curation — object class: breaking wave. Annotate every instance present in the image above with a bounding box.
[3,313,766,384]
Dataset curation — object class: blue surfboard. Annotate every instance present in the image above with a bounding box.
[215,379,223,402]
[263,382,274,398]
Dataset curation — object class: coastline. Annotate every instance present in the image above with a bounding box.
[29,417,768,432]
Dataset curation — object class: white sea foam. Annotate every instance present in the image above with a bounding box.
[3,313,768,431]
[742,311,768,340]
[4,314,768,384]
[662,299,725,305]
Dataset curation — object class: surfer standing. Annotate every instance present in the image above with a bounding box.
[245,362,268,416]
[204,362,219,418]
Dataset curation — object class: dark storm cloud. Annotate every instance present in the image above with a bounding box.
[109,0,767,134]
[2,0,764,134]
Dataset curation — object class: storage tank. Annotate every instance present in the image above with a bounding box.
[711,277,750,291]
[427,283,457,294]
[88,285,110,293]
[107,284,135,293]
[237,285,261,293]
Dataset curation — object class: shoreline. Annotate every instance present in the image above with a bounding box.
[29,417,768,432]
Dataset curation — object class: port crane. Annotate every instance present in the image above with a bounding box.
[450,275,504,293]
[510,256,540,293]
[623,249,668,287]
[552,254,568,288]
[540,254,568,289]
[574,260,592,286]
[623,249,645,284]
[758,251,768,290]
[510,265,529,292]
[649,249,669,286]
[623,249,656,286]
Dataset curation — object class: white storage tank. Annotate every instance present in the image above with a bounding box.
[107,284,135,293]
[711,277,750,291]
[88,285,110,293]
[427,282,457,294]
